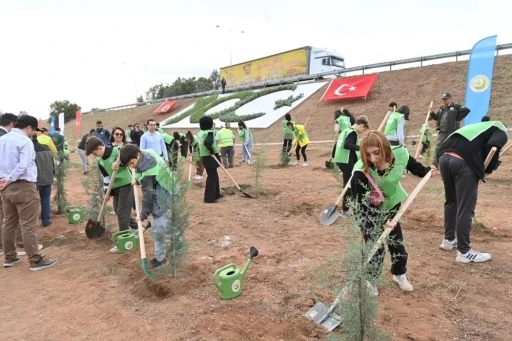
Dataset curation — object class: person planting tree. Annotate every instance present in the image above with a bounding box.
[286,121,310,166]
[238,120,253,164]
[437,120,508,263]
[384,105,409,146]
[119,144,176,270]
[199,116,223,203]
[186,131,204,180]
[282,113,295,155]
[332,108,356,158]
[332,116,370,218]
[85,136,138,253]
[350,130,435,294]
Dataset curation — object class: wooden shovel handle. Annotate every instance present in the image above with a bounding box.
[212,154,243,191]
[484,147,497,169]
[334,175,353,208]
[378,106,395,132]
[499,143,511,157]
[97,158,121,220]
[131,168,147,259]
[414,101,434,159]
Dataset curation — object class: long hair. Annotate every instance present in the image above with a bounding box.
[238,120,247,129]
[186,130,194,143]
[110,127,126,144]
[359,130,393,173]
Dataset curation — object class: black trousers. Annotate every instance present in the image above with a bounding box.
[204,167,221,203]
[166,142,179,171]
[362,204,408,278]
[421,141,430,154]
[295,144,308,161]
[439,154,478,253]
[111,185,138,231]
[336,162,353,212]
[282,139,292,154]
[180,141,189,158]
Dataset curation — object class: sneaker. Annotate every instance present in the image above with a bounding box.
[30,257,59,271]
[302,162,308,167]
[109,246,119,254]
[392,274,414,292]
[3,257,22,268]
[440,239,457,251]
[295,161,300,165]
[148,257,167,269]
[456,249,492,263]
[195,175,203,180]
[17,244,43,256]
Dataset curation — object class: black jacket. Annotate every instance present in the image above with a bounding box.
[33,139,55,186]
[430,102,470,133]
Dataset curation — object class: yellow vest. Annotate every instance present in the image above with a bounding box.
[218,128,234,147]
[37,135,58,155]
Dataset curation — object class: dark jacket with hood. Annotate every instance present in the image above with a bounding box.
[32,136,55,187]
[430,102,470,133]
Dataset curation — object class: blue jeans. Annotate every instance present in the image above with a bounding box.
[241,140,253,161]
[38,185,52,224]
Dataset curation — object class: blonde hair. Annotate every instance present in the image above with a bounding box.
[359,130,393,173]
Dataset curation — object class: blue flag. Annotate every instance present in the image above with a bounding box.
[50,116,55,134]
[464,35,497,125]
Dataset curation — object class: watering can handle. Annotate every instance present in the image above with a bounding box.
[213,263,236,289]
[111,230,131,243]
[65,205,79,213]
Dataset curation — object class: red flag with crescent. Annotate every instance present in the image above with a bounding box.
[320,74,378,101]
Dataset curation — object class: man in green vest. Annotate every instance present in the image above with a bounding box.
[437,121,508,263]
[218,122,235,168]
[120,144,176,269]
[85,136,138,254]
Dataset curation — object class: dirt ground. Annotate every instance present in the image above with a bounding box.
[1,141,511,341]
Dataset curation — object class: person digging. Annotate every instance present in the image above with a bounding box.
[287,121,310,166]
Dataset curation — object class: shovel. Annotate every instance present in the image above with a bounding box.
[377,105,396,132]
[306,170,433,331]
[499,143,511,157]
[187,155,193,182]
[212,154,253,198]
[319,176,352,225]
[85,159,120,239]
[131,168,157,281]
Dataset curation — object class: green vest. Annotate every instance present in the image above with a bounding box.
[384,112,403,136]
[136,149,175,194]
[162,133,174,145]
[198,130,218,157]
[449,121,508,141]
[336,116,351,134]
[218,128,234,147]
[190,135,201,161]
[353,145,409,211]
[239,128,253,142]
[97,147,132,188]
[334,127,359,164]
[420,124,432,143]
[283,120,295,134]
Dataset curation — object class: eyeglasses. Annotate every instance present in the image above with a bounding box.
[114,133,124,136]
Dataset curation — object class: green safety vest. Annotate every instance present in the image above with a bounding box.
[334,127,359,164]
[97,147,132,188]
[384,112,403,136]
[420,124,432,143]
[136,149,175,194]
[283,120,295,134]
[162,133,174,145]
[218,128,234,147]
[239,128,253,142]
[449,121,508,141]
[353,145,409,211]
[336,116,351,134]
[190,135,201,161]
[198,130,218,157]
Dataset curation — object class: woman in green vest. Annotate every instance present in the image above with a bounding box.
[199,116,223,203]
[332,108,355,158]
[282,113,295,154]
[238,120,253,164]
[383,105,409,146]
[350,130,435,295]
[332,116,369,218]
[186,131,204,180]
[173,131,189,158]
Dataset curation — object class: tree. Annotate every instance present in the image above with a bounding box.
[48,100,80,126]
[19,111,28,116]
[136,95,144,106]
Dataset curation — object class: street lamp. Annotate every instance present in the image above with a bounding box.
[215,25,245,66]
[123,63,147,101]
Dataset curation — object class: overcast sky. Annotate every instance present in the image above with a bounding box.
[1,0,511,119]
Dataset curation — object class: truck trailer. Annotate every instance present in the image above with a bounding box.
[219,46,345,88]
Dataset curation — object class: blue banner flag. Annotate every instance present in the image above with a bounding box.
[464,35,497,125]
[50,116,55,134]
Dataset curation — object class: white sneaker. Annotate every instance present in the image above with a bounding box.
[109,246,119,254]
[196,175,203,180]
[295,161,300,165]
[456,249,492,263]
[392,274,414,292]
[302,162,308,167]
[440,239,457,251]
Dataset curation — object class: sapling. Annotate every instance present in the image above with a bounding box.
[82,163,107,230]
[53,158,68,214]
[252,146,268,196]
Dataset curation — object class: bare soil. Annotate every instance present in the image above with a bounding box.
[1,144,511,341]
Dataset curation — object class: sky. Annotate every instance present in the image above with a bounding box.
[1,0,511,119]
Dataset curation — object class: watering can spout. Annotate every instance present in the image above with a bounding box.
[241,247,258,278]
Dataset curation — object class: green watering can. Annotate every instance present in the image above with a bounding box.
[112,230,140,254]
[65,206,88,224]
[213,247,258,300]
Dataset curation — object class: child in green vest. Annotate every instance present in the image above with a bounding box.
[119,144,176,269]
[419,117,434,158]
[85,136,138,253]
[350,130,435,295]
[332,116,369,218]
[282,113,295,154]
[186,131,204,180]
[199,116,223,203]
[332,108,356,158]
[238,120,253,164]
[437,121,508,263]
[384,105,409,146]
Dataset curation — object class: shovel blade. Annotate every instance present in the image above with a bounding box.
[85,220,106,239]
[305,302,342,332]
[140,258,157,281]
[319,205,340,225]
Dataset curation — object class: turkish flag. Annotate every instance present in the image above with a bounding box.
[75,109,81,136]
[320,74,378,101]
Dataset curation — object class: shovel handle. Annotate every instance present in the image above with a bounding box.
[414,101,434,159]
[131,168,148,260]
[500,142,512,157]
[333,175,353,208]
[98,158,121,220]
[188,156,193,181]
[377,106,395,132]
[212,154,243,191]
